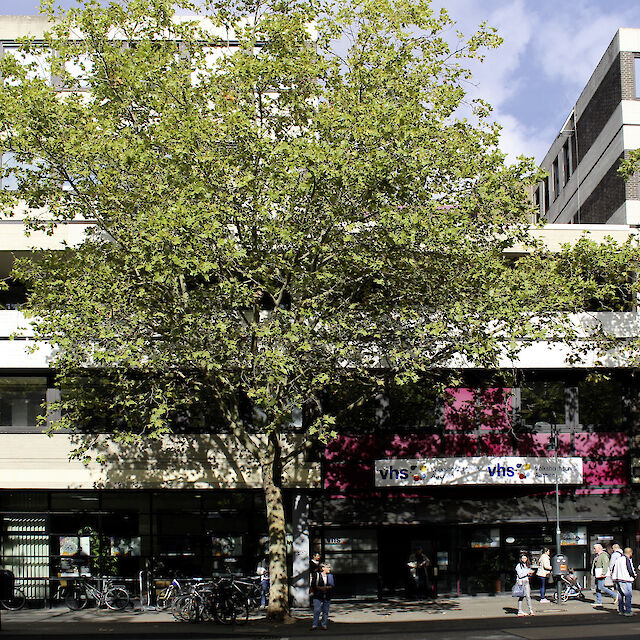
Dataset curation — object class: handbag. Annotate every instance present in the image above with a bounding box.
[604,574,614,587]
[512,583,526,598]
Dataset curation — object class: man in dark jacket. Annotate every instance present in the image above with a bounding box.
[310,563,334,630]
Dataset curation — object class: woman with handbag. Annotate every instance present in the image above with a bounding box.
[536,548,552,603]
[514,553,534,616]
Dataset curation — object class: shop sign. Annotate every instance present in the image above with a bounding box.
[374,457,583,486]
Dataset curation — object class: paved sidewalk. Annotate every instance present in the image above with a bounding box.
[0,594,627,638]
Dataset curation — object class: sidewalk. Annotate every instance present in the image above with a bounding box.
[0,594,626,638]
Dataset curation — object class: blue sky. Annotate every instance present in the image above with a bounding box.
[3,0,640,163]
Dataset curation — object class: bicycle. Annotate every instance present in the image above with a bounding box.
[0,584,26,611]
[171,578,247,625]
[64,577,130,611]
[157,578,183,610]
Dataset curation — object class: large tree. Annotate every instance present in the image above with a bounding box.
[1,0,633,620]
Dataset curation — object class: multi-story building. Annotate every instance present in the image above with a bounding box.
[536,28,640,224]
[1,16,640,605]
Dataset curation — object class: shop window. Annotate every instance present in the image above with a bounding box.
[324,529,378,596]
[578,377,623,429]
[0,376,47,432]
[519,380,565,428]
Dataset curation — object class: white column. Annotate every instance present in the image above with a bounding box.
[291,494,310,607]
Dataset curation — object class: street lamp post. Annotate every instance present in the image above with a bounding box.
[550,413,562,603]
[536,412,562,603]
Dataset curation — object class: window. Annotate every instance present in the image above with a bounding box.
[543,176,550,212]
[635,56,640,99]
[519,380,565,427]
[2,44,51,84]
[533,185,541,220]
[578,377,623,428]
[552,157,560,200]
[0,377,47,432]
[1,152,18,190]
[563,139,571,185]
[63,54,93,90]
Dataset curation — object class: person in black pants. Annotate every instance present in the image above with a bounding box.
[310,563,334,630]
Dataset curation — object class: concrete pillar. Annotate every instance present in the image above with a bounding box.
[291,493,310,607]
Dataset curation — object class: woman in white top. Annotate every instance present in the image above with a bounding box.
[515,553,534,616]
[536,548,552,603]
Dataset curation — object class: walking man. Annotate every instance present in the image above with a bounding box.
[591,543,617,607]
[311,562,334,630]
[611,547,637,616]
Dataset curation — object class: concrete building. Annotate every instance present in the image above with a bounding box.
[2,16,640,605]
[536,29,640,225]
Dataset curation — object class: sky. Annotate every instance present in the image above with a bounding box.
[2,0,640,163]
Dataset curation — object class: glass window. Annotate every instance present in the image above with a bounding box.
[552,158,560,200]
[635,57,640,99]
[64,54,92,89]
[0,377,47,431]
[519,380,565,427]
[563,139,571,185]
[578,377,623,428]
[322,381,382,433]
[3,45,51,84]
[388,381,437,430]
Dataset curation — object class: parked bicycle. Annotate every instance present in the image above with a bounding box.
[157,578,183,610]
[171,577,248,625]
[0,584,26,611]
[64,577,130,611]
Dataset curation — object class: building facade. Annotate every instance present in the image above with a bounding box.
[536,29,640,225]
[2,16,640,606]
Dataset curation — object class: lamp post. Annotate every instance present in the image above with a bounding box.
[536,412,562,603]
[550,413,563,603]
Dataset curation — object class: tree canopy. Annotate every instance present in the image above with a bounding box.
[1,0,637,619]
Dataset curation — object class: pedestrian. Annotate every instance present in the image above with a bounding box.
[310,562,334,630]
[256,556,270,609]
[310,552,322,575]
[515,553,534,617]
[408,546,432,599]
[591,542,617,607]
[536,547,552,603]
[611,547,637,616]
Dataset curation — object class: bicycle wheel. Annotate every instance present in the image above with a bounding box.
[65,585,89,610]
[157,586,174,610]
[232,593,249,625]
[171,594,192,622]
[213,594,236,625]
[105,587,129,610]
[1,588,26,611]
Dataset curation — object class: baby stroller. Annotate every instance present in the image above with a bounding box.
[550,573,586,602]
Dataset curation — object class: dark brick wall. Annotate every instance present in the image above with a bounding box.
[578,154,625,223]
[576,54,622,163]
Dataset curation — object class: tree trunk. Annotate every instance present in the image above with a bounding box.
[262,434,292,622]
